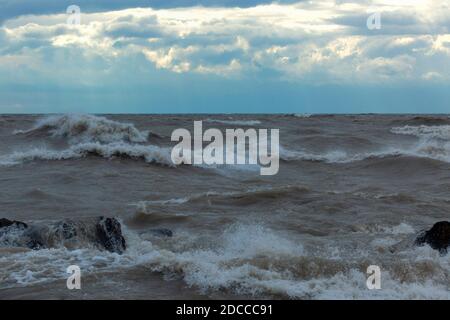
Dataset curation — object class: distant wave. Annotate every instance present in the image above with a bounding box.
[280,136,450,164]
[132,185,310,209]
[281,147,450,164]
[390,116,450,126]
[14,114,148,144]
[0,142,174,167]
[205,118,262,126]
[8,115,450,168]
[391,125,450,140]
[280,146,403,163]
[292,113,312,118]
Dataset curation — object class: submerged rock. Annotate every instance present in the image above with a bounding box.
[415,221,450,254]
[96,217,127,254]
[0,218,30,247]
[0,218,28,229]
[0,216,126,254]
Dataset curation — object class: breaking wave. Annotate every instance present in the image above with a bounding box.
[136,225,449,299]
[390,125,450,163]
[280,140,450,164]
[1,221,449,299]
[0,142,174,167]
[14,114,148,144]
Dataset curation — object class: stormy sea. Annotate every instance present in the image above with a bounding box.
[0,114,449,299]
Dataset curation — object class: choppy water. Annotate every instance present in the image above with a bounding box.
[0,114,449,299]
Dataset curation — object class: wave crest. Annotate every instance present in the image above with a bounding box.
[280,146,402,164]
[0,142,174,167]
[14,114,148,144]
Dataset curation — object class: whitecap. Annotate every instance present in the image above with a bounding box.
[0,142,174,167]
[14,114,148,144]
[205,118,262,126]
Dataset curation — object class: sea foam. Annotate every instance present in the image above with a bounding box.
[0,142,174,167]
[391,125,450,140]
[1,222,449,299]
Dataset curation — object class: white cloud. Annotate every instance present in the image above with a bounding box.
[142,46,197,72]
[1,1,449,84]
[430,34,450,55]
[196,58,242,76]
[422,71,443,80]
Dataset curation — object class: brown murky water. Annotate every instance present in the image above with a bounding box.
[0,114,449,299]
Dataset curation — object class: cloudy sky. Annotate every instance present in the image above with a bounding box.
[0,0,449,113]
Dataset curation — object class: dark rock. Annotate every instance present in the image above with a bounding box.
[0,218,29,248]
[0,218,28,229]
[54,221,78,240]
[95,217,126,254]
[415,221,450,254]
[25,239,45,250]
[147,131,164,140]
[1,217,127,254]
